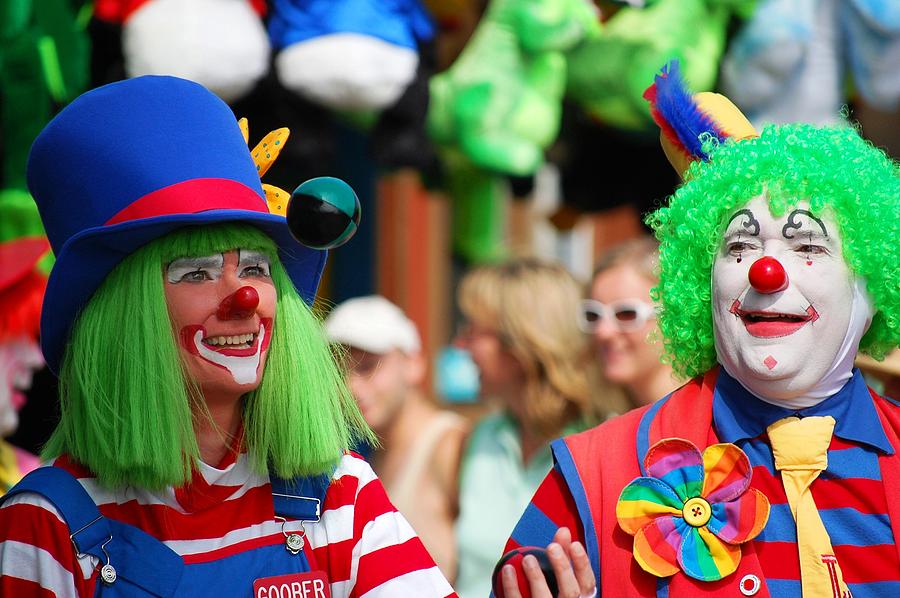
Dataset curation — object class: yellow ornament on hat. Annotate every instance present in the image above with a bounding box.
[238,117,291,216]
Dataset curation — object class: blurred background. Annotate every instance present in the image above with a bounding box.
[2,0,899,590]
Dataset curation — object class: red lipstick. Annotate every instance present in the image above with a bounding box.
[730,301,818,338]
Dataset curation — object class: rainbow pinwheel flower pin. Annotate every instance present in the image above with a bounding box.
[616,438,769,582]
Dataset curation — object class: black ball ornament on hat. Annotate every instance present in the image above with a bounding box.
[286,177,361,250]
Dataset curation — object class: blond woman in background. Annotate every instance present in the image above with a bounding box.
[452,258,593,598]
[580,236,680,410]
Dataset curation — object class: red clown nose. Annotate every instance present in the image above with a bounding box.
[748,257,788,294]
[217,286,260,320]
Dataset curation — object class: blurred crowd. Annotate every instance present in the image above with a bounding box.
[2,0,900,596]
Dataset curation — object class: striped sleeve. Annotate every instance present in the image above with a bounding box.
[504,465,585,555]
[317,454,456,598]
[0,492,99,597]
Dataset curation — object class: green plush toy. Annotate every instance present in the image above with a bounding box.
[0,0,87,274]
[428,0,599,177]
[428,0,599,262]
[0,0,89,191]
[566,0,757,131]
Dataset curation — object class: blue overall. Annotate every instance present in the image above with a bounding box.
[2,466,330,596]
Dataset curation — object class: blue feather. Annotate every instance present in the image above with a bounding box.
[651,61,727,161]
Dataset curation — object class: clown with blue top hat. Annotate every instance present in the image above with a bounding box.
[0,76,455,597]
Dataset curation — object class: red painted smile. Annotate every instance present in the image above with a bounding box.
[181,318,273,357]
[729,301,819,338]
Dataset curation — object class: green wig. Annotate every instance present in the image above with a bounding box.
[646,124,900,380]
[44,224,374,489]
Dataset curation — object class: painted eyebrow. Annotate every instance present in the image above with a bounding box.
[724,209,761,236]
[167,254,225,271]
[237,250,270,266]
[790,230,831,243]
[782,209,829,239]
[165,254,225,282]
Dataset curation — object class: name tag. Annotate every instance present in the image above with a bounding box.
[253,571,331,598]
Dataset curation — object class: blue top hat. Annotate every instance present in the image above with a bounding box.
[27,76,327,374]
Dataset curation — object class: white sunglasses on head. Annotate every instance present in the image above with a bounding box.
[578,299,658,333]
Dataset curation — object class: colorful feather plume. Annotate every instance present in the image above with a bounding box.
[643,61,728,162]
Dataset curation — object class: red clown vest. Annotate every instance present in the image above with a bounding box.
[552,368,900,597]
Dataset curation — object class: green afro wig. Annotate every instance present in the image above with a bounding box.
[647,124,900,380]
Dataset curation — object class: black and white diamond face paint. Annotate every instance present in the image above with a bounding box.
[711,196,872,404]
[164,249,276,399]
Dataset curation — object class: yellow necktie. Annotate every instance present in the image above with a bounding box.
[767,416,851,598]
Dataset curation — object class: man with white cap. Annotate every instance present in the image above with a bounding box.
[326,296,468,582]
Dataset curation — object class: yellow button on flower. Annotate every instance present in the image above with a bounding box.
[682,497,712,527]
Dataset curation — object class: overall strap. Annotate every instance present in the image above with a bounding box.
[269,471,333,571]
[270,472,331,522]
[4,466,184,597]
[5,467,111,559]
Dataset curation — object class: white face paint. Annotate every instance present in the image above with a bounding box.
[712,196,870,403]
[190,321,266,384]
[0,338,44,436]
[164,249,276,398]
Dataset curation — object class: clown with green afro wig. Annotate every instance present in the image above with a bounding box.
[649,123,900,382]
[491,62,900,598]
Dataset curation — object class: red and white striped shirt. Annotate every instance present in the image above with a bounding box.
[0,451,456,597]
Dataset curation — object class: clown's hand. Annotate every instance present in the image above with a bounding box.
[499,527,597,598]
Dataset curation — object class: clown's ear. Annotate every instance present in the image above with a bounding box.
[643,61,757,178]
